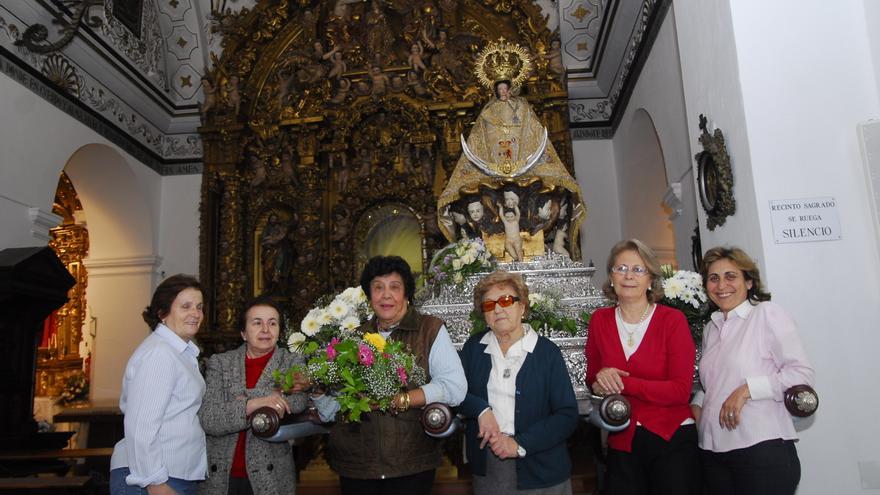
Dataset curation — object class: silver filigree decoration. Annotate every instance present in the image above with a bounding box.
[419,251,608,409]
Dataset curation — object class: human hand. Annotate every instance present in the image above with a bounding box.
[719,384,750,430]
[594,367,630,395]
[489,434,519,459]
[477,409,502,449]
[250,391,291,417]
[289,372,311,393]
[690,404,702,423]
[146,483,179,495]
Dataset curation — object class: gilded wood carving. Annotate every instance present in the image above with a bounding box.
[198,0,573,352]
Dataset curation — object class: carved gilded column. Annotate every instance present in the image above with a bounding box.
[199,123,246,353]
[289,122,328,303]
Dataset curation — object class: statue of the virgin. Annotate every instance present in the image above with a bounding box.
[437,39,586,261]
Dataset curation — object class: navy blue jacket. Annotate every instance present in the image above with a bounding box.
[458,330,578,490]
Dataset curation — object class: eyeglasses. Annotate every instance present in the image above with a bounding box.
[611,264,649,277]
[481,295,520,312]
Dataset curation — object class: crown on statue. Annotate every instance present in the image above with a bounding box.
[475,38,533,91]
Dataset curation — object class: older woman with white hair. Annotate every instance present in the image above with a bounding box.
[459,270,578,494]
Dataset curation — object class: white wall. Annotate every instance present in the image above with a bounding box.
[0,70,197,403]
[573,138,620,284]
[159,174,203,278]
[615,9,700,269]
[612,109,676,264]
[676,0,880,492]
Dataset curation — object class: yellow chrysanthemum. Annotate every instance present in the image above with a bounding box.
[363,332,386,352]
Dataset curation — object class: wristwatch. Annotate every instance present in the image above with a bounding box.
[516,445,526,458]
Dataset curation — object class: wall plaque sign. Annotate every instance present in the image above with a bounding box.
[770,197,841,244]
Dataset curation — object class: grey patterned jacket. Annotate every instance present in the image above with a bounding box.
[198,344,306,495]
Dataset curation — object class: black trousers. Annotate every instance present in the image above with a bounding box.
[604,424,701,495]
[701,439,800,495]
[227,476,254,495]
[339,469,435,495]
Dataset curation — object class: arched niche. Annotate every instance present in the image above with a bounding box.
[614,108,676,265]
[63,143,161,401]
[354,203,425,280]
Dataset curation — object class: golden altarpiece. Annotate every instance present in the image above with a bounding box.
[36,172,89,397]
[197,0,574,353]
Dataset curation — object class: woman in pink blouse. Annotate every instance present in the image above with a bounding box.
[692,247,815,495]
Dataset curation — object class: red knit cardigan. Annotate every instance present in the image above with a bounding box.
[585,304,696,452]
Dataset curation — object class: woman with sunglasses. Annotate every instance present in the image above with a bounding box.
[585,239,700,494]
[459,270,578,494]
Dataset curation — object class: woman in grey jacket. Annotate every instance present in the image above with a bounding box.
[198,297,307,495]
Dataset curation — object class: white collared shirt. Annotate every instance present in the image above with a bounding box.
[110,324,207,486]
[481,325,539,435]
[692,300,815,452]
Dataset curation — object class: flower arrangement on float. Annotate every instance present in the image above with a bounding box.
[659,264,710,344]
[275,287,427,422]
[469,289,584,337]
[423,238,495,288]
[57,370,89,405]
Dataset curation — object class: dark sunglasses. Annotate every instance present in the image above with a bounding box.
[481,295,521,312]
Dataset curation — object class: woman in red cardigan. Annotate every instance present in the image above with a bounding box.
[585,239,700,494]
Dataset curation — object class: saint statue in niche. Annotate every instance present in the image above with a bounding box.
[260,212,294,294]
[437,39,586,260]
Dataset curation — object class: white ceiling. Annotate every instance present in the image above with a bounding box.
[0,0,668,173]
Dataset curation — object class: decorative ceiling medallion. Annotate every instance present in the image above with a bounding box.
[41,53,83,97]
[695,114,735,230]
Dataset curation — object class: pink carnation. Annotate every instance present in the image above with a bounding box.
[326,337,340,360]
[396,366,408,386]
[358,344,374,366]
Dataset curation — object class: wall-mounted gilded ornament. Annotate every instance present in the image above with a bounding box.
[695,114,735,230]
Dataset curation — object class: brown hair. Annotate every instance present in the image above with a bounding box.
[700,246,771,307]
[601,239,664,303]
[237,296,286,335]
[142,274,203,331]
[472,270,530,322]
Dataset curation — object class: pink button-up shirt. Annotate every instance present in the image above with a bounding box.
[694,300,815,453]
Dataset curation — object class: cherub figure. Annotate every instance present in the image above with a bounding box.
[224,75,241,115]
[330,78,351,104]
[406,70,428,97]
[408,42,427,73]
[369,66,390,98]
[552,223,570,257]
[498,200,523,261]
[326,49,346,80]
[200,76,217,119]
[545,39,565,79]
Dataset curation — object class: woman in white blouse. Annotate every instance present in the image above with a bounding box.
[458,270,578,495]
[692,247,815,495]
[110,274,207,495]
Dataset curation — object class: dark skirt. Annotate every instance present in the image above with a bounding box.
[472,452,572,495]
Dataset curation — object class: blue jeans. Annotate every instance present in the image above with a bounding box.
[110,467,199,495]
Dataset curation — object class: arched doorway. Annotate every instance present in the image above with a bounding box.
[614,108,676,265]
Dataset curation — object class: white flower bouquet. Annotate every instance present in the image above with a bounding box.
[424,238,495,288]
[276,287,427,422]
[660,265,710,343]
[286,286,373,350]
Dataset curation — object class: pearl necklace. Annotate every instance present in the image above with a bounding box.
[617,304,652,348]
